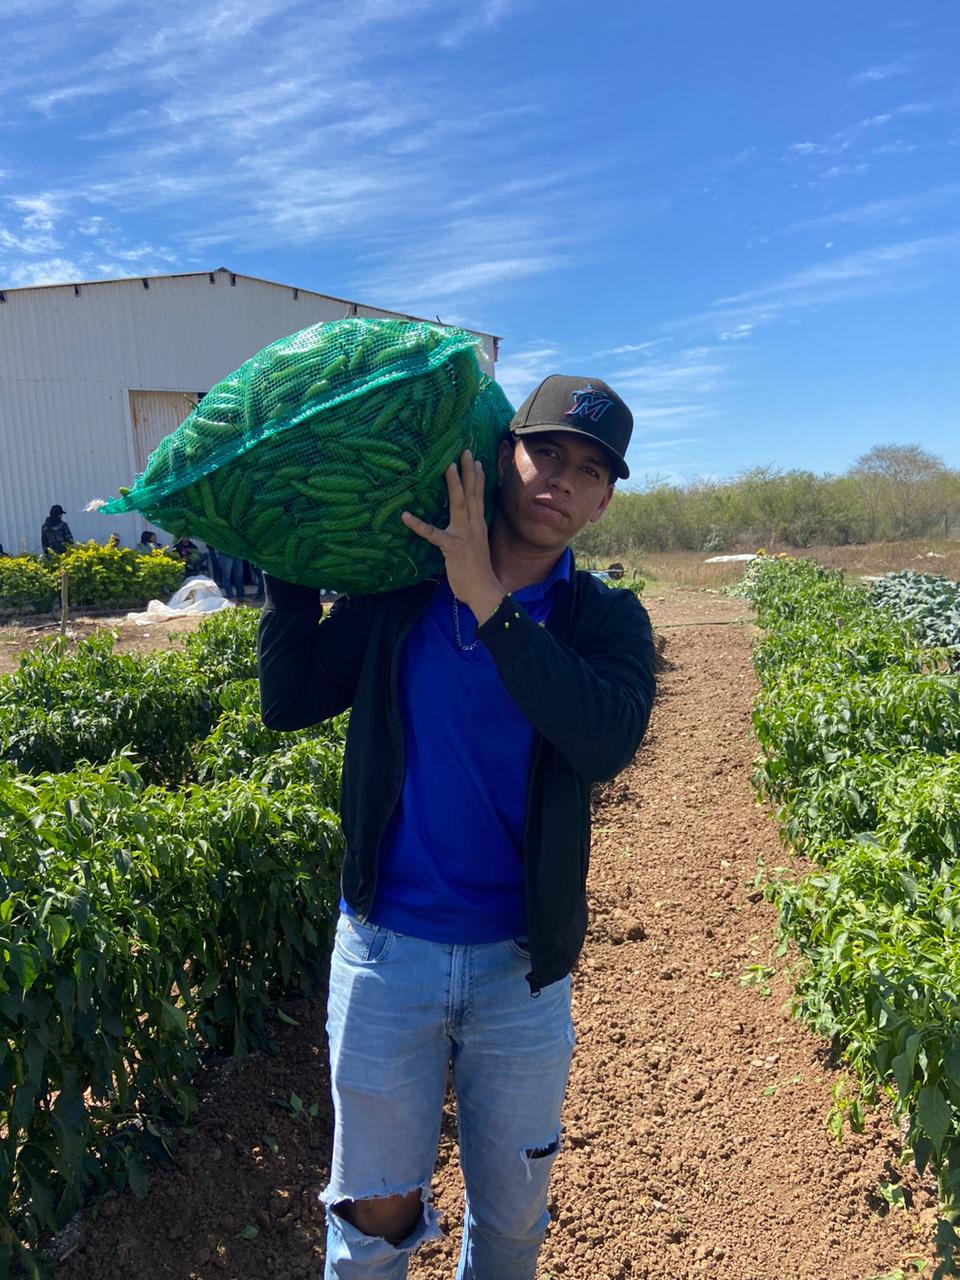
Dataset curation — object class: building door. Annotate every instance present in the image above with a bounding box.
[128,389,202,473]
[127,390,204,545]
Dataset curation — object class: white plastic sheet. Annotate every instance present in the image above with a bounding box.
[126,576,234,625]
[703,553,757,564]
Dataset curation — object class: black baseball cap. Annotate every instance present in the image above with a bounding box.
[50,504,65,517]
[509,375,632,479]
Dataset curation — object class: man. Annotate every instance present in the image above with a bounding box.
[40,504,74,555]
[258,375,656,1280]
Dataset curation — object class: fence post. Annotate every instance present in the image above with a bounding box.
[60,568,69,637]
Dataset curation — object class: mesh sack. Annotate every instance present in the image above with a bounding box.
[101,318,515,593]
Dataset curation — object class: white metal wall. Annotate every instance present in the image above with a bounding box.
[0,271,498,554]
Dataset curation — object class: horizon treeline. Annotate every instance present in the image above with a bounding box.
[573,443,960,557]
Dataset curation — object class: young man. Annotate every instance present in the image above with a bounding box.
[258,374,656,1280]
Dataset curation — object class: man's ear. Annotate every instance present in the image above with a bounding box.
[497,436,514,484]
[589,484,616,524]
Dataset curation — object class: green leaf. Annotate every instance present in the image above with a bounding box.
[238,1224,258,1240]
[276,1009,299,1026]
[123,1150,149,1199]
[198,969,222,1001]
[46,914,71,954]
[160,1001,189,1036]
[917,1084,952,1154]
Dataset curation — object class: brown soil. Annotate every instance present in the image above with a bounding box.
[53,589,940,1280]
[0,609,229,676]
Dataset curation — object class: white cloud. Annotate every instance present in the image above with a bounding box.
[438,0,518,48]
[613,350,727,397]
[791,182,960,231]
[817,162,870,182]
[491,342,564,407]
[850,55,917,87]
[593,341,662,357]
[786,100,935,160]
[9,194,60,231]
[6,257,85,286]
[0,226,58,255]
[710,232,960,322]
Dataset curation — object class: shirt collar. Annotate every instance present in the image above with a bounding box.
[512,546,573,604]
[438,547,573,607]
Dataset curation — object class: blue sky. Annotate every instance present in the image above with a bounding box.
[1,0,958,485]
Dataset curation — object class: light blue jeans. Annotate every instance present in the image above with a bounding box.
[322,914,575,1279]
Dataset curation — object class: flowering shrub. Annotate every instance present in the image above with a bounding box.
[0,555,57,611]
[0,542,183,612]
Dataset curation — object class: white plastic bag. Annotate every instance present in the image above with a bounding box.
[126,576,234,625]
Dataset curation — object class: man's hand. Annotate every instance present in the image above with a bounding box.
[401,450,504,626]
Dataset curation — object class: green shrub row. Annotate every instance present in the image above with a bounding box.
[0,606,348,1273]
[0,609,265,786]
[0,543,183,613]
[0,749,344,1275]
[745,556,960,1272]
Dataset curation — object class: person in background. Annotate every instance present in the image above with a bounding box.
[0,542,8,557]
[41,505,74,555]
[107,532,122,548]
[174,536,208,578]
[135,530,161,554]
[217,550,246,599]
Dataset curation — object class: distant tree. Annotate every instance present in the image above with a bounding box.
[850,443,952,538]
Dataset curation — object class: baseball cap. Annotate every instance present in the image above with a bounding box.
[50,504,65,517]
[509,375,632,479]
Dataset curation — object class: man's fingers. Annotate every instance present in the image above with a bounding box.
[446,460,467,510]
[401,510,444,545]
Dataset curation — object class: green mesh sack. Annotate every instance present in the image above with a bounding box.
[100,317,514,593]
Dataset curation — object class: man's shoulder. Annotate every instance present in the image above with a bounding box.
[571,569,651,628]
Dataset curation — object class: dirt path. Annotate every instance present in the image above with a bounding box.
[57,591,939,1280]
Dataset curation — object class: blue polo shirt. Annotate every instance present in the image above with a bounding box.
[354,549,572,944]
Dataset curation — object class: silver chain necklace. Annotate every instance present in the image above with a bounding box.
[451,596,479,652]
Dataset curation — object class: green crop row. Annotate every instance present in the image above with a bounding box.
[0,753,343,1274]
[0,608,268,786]
[745,555,960,1274]
[0,607,347,1274]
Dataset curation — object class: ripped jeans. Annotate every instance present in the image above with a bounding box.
[323,914,575,1279]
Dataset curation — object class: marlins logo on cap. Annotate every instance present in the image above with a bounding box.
[565,384,614,425]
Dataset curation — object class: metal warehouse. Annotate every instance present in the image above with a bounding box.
[0,268,499,555]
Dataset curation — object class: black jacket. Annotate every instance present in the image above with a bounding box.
[258,568,656,991]
[41,518,74,554]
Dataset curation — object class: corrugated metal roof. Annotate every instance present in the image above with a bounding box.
[0,266,501,342]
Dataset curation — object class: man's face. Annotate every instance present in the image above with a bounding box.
[496,431,615,550]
